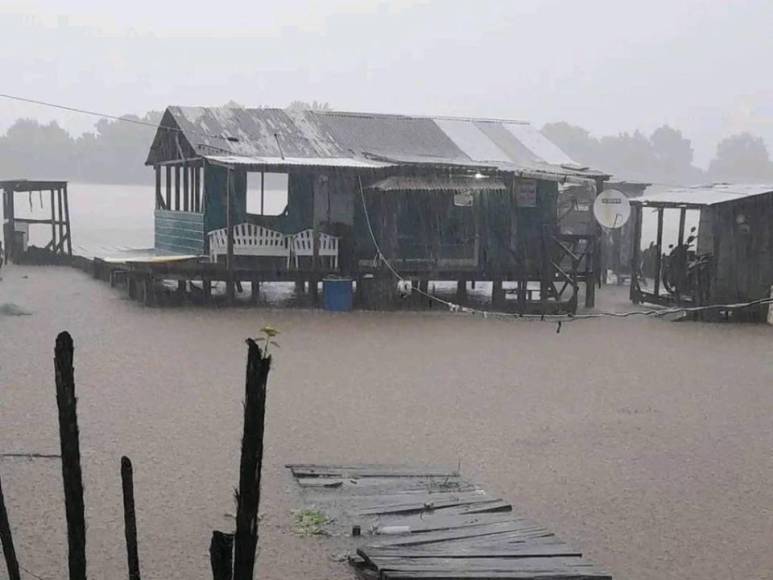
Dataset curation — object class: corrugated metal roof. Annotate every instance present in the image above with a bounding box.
[368,175,506,192]
[157,106,608,180]
[205,155,390,169]
[633,183,773,207]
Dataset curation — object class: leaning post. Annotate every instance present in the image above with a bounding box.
[0,470,21,580]
[232,339,270,580]
[54,331,87,580]
[120,457,141,580]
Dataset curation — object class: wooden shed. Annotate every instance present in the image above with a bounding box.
[629,184,773,318]
[143,106,609,312]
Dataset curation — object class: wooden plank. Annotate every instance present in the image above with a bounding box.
[165,165,172,209]
[174,165,181,211]
[361,539,578,560]
[368,521,553,549]
[288,464,459,479]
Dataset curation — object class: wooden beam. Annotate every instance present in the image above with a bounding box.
[165,166,172,209]
[120,457,141,580]
[233,340,270,580]
[50,189,57,255]
[654,207,664,297]
[677,207,686,249]
[174,165,181,211]
[54,332,87,580]
[63,184,72,256]
[0,470,21,580]
[183,162,189,212]
[57,189,65,254]
[630,204,643,303]
[155,166,163,209]
[260,171,265,215]
[226,168,235,303]
[194,165,201,213]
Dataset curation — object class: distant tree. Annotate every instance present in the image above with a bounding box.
[541,122,599,167]
[651,125,693,171]
[286,100,332,111]
[708,133,773,181]
[0,119,75,179]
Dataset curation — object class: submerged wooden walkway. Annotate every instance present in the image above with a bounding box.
[287,464,611,580]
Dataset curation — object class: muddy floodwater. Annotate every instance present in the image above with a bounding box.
[1,266,772,580]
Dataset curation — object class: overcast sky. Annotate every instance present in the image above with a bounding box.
[1,0,771,166]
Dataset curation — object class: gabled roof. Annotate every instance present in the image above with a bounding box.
[632,183,773,208]
[146,106,608,181]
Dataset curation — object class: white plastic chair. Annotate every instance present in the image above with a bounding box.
[289,229,339,270]
[208,223,290,262]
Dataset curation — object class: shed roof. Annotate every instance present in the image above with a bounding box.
[368,175,507,192]
[146,106,608,181]
[632,183,773,208]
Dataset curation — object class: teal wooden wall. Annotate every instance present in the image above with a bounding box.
[155,209,205,255]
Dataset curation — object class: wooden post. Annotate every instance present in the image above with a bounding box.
[226,168,235,304]
[492,279,504,308]
[260,171,264,215]
[310,175,324,306]
[630,204,643,303]
[585,235,596,308]
[455,279,467,304]
[54,331,87,580]
[194,166,201,213]
[183,163,189,212]
[250,277,259,304]
[0,470,21,580]
[677,207,686,249]
[63,184,72,256]
[209,531,233,580]
[120,457,141,580]
[165,166,172,210]
[155,166,162,209]
[233,339,270,580]
[57,188,65,254]
[654,207,664,297]
[50,189,57,254]
[174,166,181,211]
[541,224,551,312]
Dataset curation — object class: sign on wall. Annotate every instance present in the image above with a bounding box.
[515,179,537,207]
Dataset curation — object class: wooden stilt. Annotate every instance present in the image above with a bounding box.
[0,470,21,580]
[120,457,141,580]
[209,531,233,580]
[455,279,467,304]
[54,331,87,580]
[233,340,270,580]
[226,168,235,304]
[165,166,172,210]
[50,189,57,254]
[63,184,72,256]
[250,278,259,304]
[57,188,65,254]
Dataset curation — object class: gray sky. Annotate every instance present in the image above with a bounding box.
[1,0,772,166]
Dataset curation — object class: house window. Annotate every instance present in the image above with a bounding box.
[246,172,288,216]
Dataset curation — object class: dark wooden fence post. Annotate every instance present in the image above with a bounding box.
[121,457,141,580]
[0,471,21,580]
[209,531,234,580]
[232,339,270,580]
[54,331,87,580]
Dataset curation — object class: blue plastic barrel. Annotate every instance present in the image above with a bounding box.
[323,277,353,312]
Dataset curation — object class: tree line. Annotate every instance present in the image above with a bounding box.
[543,122,773,184]
[0,107,771,185]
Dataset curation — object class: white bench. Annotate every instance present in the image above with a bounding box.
[208,223,289,263]
[288,229,339,270]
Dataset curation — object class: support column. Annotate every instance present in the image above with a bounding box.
[50,189,57,254]
[63,183,72,256]
[174,165,181,211]
[226,167,235,304]
[165,166,172,209]
[654,207,664,298]
[183,162,189,212]
[155,165,163,209]
[630,204,643,303]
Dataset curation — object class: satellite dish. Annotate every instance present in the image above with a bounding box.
[593,189,631,229]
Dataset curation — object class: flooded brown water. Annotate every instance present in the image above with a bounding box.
[1,265,772,580]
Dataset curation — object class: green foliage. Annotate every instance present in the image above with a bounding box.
[255,325,280,355]
[292,509,329,536]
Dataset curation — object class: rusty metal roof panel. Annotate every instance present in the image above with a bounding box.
[169,106,346,159]
[313,111,473,165]
[633,183,773,207]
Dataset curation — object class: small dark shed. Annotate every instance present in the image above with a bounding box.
[629,183,773,317]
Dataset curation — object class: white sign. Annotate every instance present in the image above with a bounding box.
[515,179,537,207]
[454,192,473,207]
[593,189,631,229]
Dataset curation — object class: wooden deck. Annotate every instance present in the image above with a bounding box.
[287,464,611,580]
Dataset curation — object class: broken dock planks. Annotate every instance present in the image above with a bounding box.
[286,464,611,580]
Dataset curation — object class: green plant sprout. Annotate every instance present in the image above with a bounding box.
[256,325,280,355]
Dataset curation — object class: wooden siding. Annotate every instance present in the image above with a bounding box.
[155,209,205,255]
